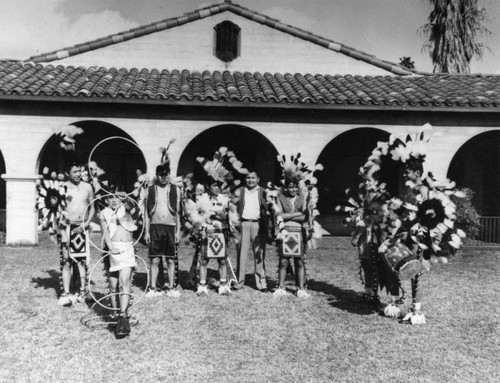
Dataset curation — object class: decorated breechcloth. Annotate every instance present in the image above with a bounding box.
[66,223,90,262]
[275,192,310,286]
[203,228,228,259]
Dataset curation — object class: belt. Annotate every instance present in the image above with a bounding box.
[241,219,259,222]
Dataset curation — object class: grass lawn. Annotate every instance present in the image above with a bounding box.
[0,235,498,383]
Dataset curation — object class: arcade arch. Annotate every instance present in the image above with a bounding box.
[177,124,280,186]
[37,121,147,192]
[447,130,500,216]
[316,128,390,235]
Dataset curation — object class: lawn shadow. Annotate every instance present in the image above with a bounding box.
[307,279,375,316]
[31,268,100,295]
[133,270,148,290]
[177,263,240,291]
[31,269,60,292]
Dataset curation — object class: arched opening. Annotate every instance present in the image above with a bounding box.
[0,149,6,241]
[37,121,147,192]
[316,128,390,235]
[448,130,500,216]
[177,125,280,186]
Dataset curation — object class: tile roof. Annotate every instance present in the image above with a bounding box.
[0,61,499,110]
[23,1,413,76]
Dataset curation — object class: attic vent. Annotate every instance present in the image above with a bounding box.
[214,21,240,63]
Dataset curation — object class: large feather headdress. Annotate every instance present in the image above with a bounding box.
[53,125,84,152]
[36,125,84,241]
[277,153,324,188]
[196,146,249,192]
[388,123,432,166]
[158,139,175,175]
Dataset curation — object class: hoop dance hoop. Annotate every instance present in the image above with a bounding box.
[86,252,149,311]
[88,136,147,196]
[80,292,145,328]
[81,194,145,254]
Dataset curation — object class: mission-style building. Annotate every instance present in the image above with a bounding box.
[0,0,498,244]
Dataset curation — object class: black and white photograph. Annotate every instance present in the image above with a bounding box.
[0,0,498,382]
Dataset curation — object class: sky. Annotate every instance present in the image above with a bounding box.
[0,0,499,74]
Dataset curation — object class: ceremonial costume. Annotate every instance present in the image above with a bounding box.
[197,192,233,295]
[185,147,245,295]
[274,191,309,296]
[144,181,181,296]
[271,153,323,298]
[339,124,466,324]
[144,143,183,298]
[35,126,96,306]
[101,205,138,272]
[146,183,179,258]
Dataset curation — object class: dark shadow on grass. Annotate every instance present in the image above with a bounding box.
[177,264,240,291]
[31,268,98,295]
[31,269,60,292]
[307,279,375,316]
[133,270,148,290]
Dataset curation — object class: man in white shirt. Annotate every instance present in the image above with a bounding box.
[233,171,270,291]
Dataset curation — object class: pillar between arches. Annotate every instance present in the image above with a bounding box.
[1,174,38,245]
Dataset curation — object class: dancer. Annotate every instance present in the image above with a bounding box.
[272,153,322,298]
[185,147,244,294]
[58,160,95,306]
[99,185,137,337]
[273,178,310,298]
[144,158,181,298]
[341,125,466,324]
[194,177,232,296]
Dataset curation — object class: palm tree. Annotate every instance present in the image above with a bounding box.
[421,0,489,73]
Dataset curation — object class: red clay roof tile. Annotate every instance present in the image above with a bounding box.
[0,61,499,109]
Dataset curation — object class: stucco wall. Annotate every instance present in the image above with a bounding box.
[56,12,390,76]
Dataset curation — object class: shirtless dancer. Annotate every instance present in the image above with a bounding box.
[58,162,95,306]
[100,187,137,337]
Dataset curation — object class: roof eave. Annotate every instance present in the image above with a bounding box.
[0,94,495,113]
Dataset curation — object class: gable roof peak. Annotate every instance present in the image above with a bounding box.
[23,0,416,76]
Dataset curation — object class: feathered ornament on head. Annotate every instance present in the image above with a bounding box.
[51,124,85,173]
[53,125,84,152]
[196,146,249,192]
[277,153,324,189]
[389,123,432,166]
[36,125,84,241]
[157,139,175,176]
[35,167,68,242]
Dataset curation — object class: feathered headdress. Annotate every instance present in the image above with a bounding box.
[274,153,324,248]
[277,153,324,188]
[53,125,84,152]
[35,167,68,242]
[158,139,176,175]
[36,125,84,240]
[196,146,249,192]
[388,123,432,165]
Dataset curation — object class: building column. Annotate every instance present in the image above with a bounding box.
[1,174,38,245]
